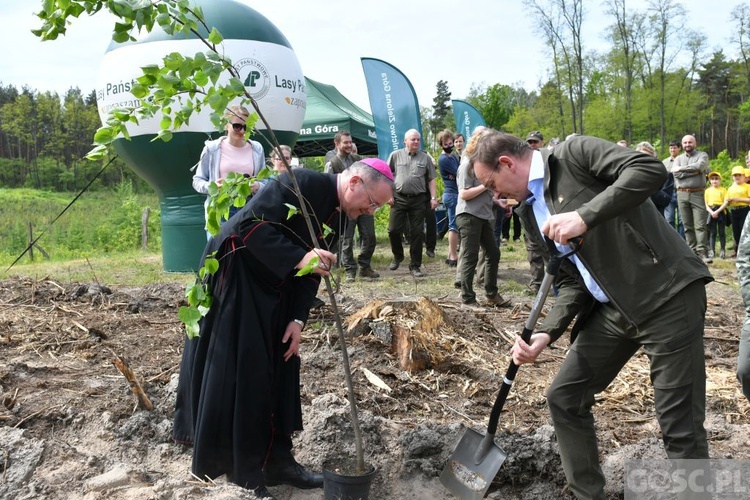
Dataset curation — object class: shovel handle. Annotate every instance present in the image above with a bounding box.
[485,236,583,436]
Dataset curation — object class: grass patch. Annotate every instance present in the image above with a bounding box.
[0,184,161,267]
[2,250,194,287]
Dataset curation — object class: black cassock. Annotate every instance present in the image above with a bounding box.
[173,170,341,489]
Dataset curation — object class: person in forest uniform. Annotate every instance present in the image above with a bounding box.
[173,160,394,499]
[467,130,712,499]
[735,212,750,406]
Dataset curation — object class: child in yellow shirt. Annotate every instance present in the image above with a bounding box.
[705,171,728,259]
[727,166,750,257]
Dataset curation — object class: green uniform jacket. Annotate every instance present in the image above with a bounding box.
[516,136,713,342]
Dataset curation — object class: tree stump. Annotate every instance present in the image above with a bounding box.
[346,297,453,372]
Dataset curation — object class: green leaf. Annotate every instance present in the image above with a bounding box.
[153,129,173,142]
[158,72,182,88]
[93,126,116,145]
[228,77,245,93]
[155,11,170,26]
[164,52,183,70]
[64,3,86,18]
[206,51,222,62]
[285,203,299,220]
[207,92,229,113]
[246,112,259,130]
[160,115,172,129]
[256,167,273,180]
[322,223,334,239]
[185,284,201,305]
[236,182,251,198]
[295,256,318,277]
[185,320,201,340]
[114,21,131,33]
[208,27,223,45]
[193,70,208,87]
[206,216,221,236]
[85,145,109,160]
[204,256,219,275]
[141,64,160,75]
[131,84,149,99]
[112,30,130,43]
[197,301,212,316]
[136,74,157,86]
[193,5,205,22]
[178,305,202,324]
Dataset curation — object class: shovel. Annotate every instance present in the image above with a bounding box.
[440,237,582,499]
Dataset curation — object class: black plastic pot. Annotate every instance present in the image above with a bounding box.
[322,459,377,500]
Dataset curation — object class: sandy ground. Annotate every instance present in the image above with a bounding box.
[1,252,748,499]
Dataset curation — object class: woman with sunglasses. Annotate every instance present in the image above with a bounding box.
[192,105,266,236]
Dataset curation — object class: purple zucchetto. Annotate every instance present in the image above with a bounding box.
[360,158,394,181]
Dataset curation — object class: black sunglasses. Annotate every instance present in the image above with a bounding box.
[231,123,247,131]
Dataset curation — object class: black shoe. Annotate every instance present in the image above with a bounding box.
[410,267,425,278]
[389,259,402,271]
[310,297,325,309]
[345,271,356,282]
[426,249,436,258]
[265,462,323,489]
[252,486,275,499]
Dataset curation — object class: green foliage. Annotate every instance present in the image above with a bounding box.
[709,150,734,184]
[0,186,160,266]
[179,252,218,339]
[205,171,252,235]
[295,255,320,277]
[428,80,452,138]
[471,83,531,131]
[93,180,161,251]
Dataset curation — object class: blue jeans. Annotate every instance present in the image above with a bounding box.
[442,191,458,232]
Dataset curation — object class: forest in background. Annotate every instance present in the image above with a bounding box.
[0,85,149,192]
[422,0,750,165]
[2,0,750,195]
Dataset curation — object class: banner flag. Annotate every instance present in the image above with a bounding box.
[361,57,422,160]
[451,99,486,141]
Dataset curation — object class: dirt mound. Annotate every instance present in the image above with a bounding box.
[1,263,748,499]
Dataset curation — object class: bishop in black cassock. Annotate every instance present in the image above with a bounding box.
[173,163,394,497]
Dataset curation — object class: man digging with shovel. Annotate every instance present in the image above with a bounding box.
[466,131,712,499]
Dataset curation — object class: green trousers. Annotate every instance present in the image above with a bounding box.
[548,280,708,499]
[455,213,499,303]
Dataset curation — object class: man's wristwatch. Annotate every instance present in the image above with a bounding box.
[431,196,438,200]
[293,319,305,329]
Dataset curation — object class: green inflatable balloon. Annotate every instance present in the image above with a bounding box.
[96,0,306,271]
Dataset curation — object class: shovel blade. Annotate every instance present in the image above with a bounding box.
[440,427,507,499]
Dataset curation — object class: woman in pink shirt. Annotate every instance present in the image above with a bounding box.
[192,105,266,235]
